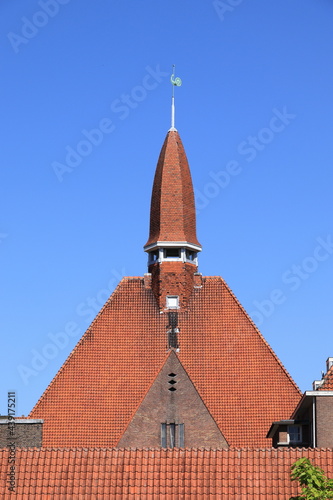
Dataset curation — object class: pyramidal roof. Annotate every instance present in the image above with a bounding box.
[29,126,301,448]
[144,130,201,250]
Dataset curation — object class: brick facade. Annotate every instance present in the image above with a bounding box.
[316,396,333,447]
[117,351,228,448]
[0,419,43,448]
[149,260,196,310]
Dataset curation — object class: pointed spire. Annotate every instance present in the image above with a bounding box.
[169,65,182,132]
[144,130,201,252]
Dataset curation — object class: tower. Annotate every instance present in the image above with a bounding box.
[29,76,301,449]
[144,129,202,313]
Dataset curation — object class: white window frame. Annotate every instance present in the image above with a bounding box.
[166,295,179,309]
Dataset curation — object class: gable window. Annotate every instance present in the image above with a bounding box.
[161,423,184,448]
[166,296,179,309]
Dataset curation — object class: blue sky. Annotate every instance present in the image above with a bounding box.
[1,0,333,417]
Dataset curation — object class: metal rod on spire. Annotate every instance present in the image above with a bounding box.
[170,65,182,131]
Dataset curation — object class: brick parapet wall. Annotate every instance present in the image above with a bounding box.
[0,420,43,448]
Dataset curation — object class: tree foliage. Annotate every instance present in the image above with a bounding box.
[290,457,333,500]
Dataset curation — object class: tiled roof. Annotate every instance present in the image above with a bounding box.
[30,276,301,448]
[318,365,333,390]
[1,447,333,498]
[144,130,201,248]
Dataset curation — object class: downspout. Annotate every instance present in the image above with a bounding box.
[312,396,316,448]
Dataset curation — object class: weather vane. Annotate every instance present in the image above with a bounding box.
[170,65,182,131]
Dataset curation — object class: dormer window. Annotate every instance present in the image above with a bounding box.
[166,296,179,309]
[288,425,302,444]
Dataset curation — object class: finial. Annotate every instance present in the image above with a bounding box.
[170,65,182,131]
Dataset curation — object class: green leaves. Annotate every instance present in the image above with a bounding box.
[290,458,333,500]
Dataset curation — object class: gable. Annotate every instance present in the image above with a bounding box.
[118,351,228,448]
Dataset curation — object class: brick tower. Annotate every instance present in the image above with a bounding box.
[144,129,202,312]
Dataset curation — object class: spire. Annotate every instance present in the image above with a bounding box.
[169,65,182,131]
[144,130,201,253]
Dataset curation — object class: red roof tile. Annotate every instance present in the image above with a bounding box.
[1,447,333,498]
[30,275,301,448]
[318,365,333,390]
[144,130,201,249]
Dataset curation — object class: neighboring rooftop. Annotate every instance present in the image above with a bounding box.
[317,357,333,390]
[1,447,333,498]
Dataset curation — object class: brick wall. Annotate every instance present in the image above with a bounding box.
[117,351,228,448]
[0,419,43,448]
[316,396,333,447]
[149,261,196,310]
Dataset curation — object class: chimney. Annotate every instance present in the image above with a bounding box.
[326,357,333,372]
[313,380,324,390]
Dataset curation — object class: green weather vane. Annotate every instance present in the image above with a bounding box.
[170,65,182,130]
[171,65,182,89]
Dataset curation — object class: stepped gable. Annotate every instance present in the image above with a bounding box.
[29,274,301,448]
[1,447,333,498]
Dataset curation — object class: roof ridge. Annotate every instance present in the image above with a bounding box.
[6,446,333,452]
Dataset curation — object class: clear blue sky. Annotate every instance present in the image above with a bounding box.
[1,0,333,417]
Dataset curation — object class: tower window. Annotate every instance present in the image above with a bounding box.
[164,248,181,258]
[149,250,159,263]
[166,296,179,309]
[185,250,197,261]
